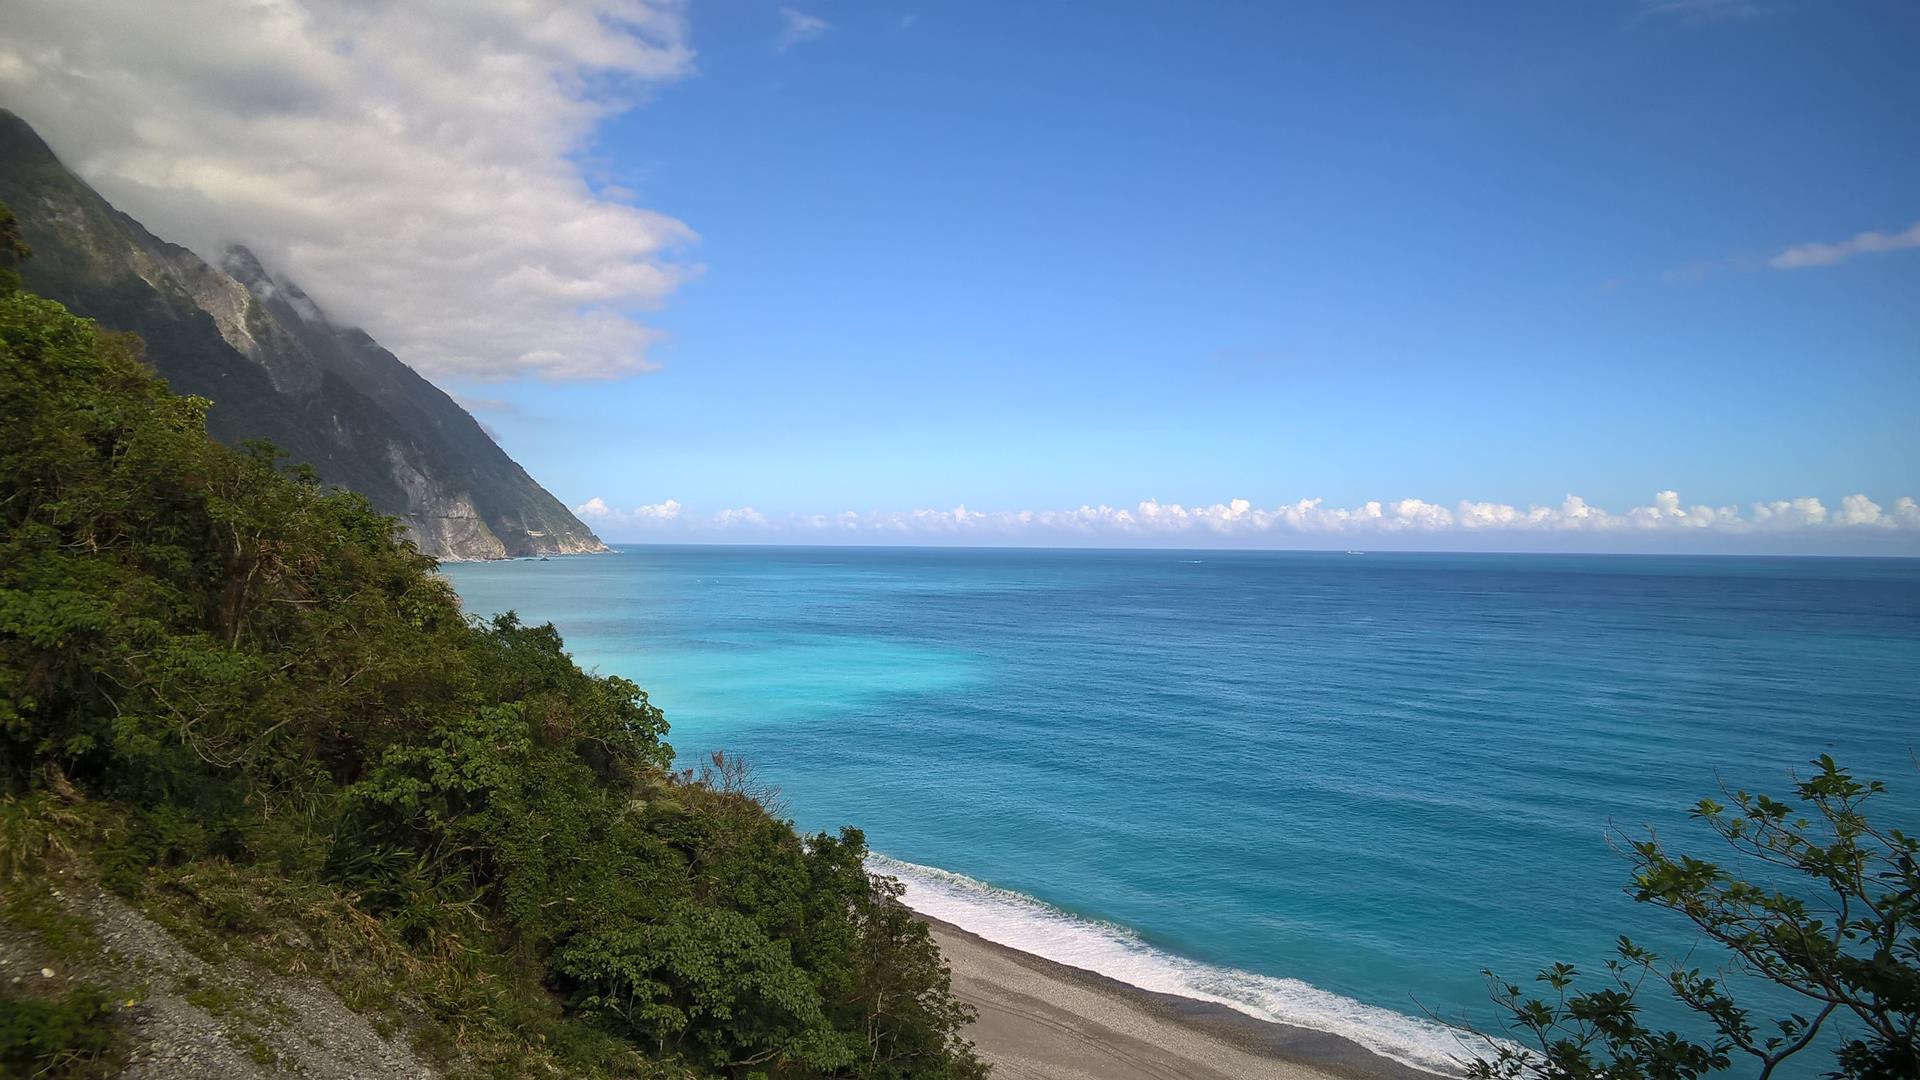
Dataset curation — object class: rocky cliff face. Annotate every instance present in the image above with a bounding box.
[0,109,606,561]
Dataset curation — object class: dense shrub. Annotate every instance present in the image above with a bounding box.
[0,984,117,1078]
[0,208,983,1079]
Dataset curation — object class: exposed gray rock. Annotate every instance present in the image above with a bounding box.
[0,108,607,562]
[0,878,439,1080]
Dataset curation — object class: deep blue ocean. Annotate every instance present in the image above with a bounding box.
[442,547,1920,1074]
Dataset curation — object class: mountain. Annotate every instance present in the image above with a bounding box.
[0,109,606,561]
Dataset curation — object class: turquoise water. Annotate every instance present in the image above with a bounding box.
[442,547,1920,1073]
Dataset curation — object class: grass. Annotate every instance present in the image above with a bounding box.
[2,883,100,969]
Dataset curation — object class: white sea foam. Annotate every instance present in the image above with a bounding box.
[870,853,1481,1076]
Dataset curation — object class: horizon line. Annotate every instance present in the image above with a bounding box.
[510,541,1920,561]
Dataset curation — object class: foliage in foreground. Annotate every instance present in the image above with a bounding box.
[0,211,983,1079]
[1463,757,1918,1080]
[0,983,119,1079]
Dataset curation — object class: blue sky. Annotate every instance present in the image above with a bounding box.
[484,1,1917,547]
[8,0,1917,550]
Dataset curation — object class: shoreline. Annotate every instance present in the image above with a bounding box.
[433,545,616,565]
[921,915,1455,1080]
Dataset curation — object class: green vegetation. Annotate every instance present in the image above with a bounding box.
[0,202,983,1078]
[0,109,606,562]
[0,201,27,295]
[1463,757,1918,1080]
[0,984,120,1079]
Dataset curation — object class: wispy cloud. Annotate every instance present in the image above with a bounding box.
[1657,218,1920,284]
[778,7,829,50]
[0,0,698,381]
[1770,221,1920,270]
[571,491,1920,551]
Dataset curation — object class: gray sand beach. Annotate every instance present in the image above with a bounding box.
[927,918,1453,1080]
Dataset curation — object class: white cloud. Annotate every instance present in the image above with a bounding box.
[575,497,683,522]
[1846,495,1920,530]
[1836,494,1885,527]
[1770,222,1920,270]
[711,506,768,528]
[572,491,1920,551]
[777,8,829,51]
[1749,496,1829,528]
[1625,489,1742,529]
[0,0,698,380]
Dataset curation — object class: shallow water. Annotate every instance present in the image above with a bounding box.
[443,547,1920,1073]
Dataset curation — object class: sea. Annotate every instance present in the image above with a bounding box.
[441,547,1920,1075]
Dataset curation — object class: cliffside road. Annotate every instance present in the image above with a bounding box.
[1,874,437,1080]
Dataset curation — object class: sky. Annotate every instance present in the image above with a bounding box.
[3,0,1918,552]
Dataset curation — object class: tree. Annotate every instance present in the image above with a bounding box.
[1460,757,1918,1080]
[0,201,31,296]
[1,224,986,1078]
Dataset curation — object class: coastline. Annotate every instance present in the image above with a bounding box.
[923,916,1453,1080]
[432,545,617,565]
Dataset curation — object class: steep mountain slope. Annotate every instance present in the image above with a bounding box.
[0,108,605,560]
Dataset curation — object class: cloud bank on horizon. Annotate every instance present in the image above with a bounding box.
[572,491,1920,552]
[0,0,696,380]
